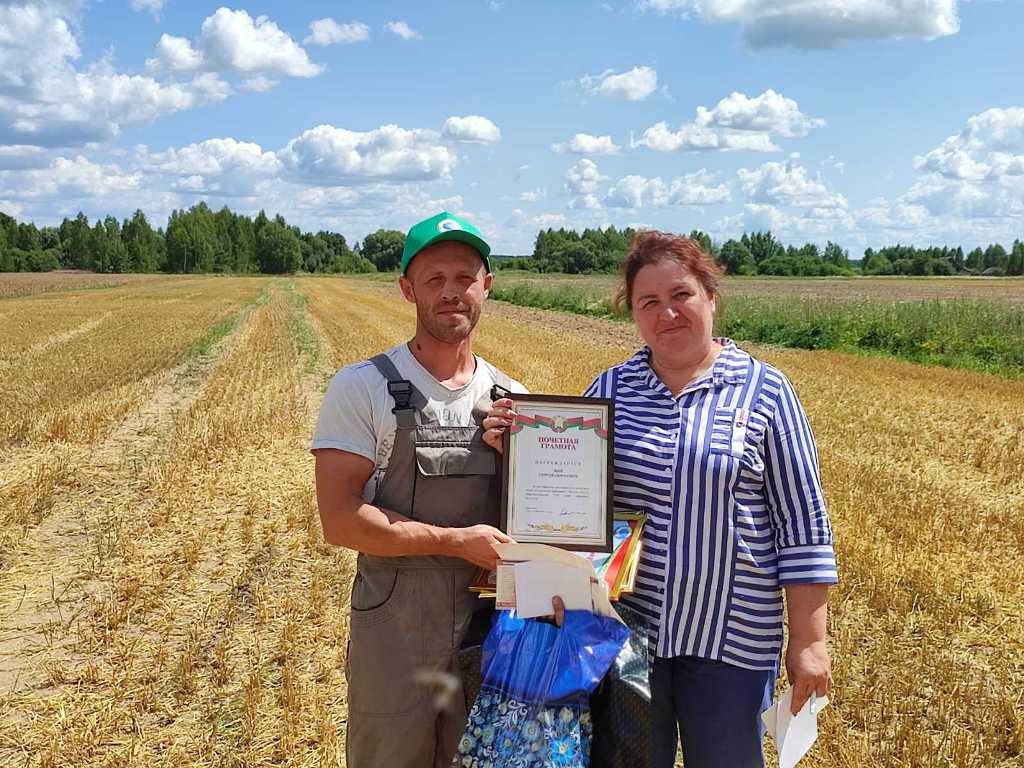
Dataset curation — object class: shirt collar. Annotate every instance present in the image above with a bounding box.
[628,338,749,397]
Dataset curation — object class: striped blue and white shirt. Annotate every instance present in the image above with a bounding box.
[585,339,837,671]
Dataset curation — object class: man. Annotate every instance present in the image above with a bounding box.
[311,211,524,768]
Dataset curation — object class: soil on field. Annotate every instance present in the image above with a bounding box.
[494,273,1024,304]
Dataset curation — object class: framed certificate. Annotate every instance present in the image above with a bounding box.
[500,394,614,552]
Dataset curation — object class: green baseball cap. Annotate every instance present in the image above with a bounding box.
[400,211,491,274]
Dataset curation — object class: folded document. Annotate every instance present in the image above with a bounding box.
[762,687,829,768]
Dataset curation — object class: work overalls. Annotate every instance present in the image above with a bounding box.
[345,353,512,768]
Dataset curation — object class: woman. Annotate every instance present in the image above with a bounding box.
[484,231,837,768]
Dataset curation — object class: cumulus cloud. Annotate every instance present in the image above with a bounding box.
[278,124,458,184]
[0,3,230,147]
[150,8,323,78]
[605,170,730,208]
[737,160,847,208]
[519,187,547,202]
[0,155,141,199]
[639,0,959,49]
[304,19,370,46]
[441,115,502,144]
[385,20,421,40]
[913,107,1024,181]
[553,133,620,155]
[565,158,607,196]
[152,34,203,71]
[634,89,823,153]
[579,66,657,101]
[136,137,282,196]
[697,90,824,137]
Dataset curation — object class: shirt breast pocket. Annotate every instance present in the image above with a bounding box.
[709,407,742,457]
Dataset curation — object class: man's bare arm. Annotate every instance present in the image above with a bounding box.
[313,448,511,571]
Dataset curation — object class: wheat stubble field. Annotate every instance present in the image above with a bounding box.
[0,274,1022,767]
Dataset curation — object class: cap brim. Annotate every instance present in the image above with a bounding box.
[404,230,492,273]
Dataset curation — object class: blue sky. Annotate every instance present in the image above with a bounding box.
[1,0,1021,255]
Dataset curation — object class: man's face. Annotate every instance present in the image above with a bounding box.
[399,241,492,344]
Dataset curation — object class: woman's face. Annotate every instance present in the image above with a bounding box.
[631,259,716,362]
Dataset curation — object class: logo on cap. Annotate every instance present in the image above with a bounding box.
[438,218,462,232]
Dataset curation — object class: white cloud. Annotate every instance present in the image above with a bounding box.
[136,137,281,196]
[0,144,49,170]
[737,160,847,208]
[240,76,278,93]
[635,122,779,152]
[0,155,141,199]
[696,90,824,138]
[441,115,502,144]
[553,133,621,155]
[0,200,25,218]
[913,107,1024,181]
[279,124,458,184]
[0,3,230,147]
[568,194,603,210]
[130,0,164,19]
[385,20,421,40]
[304,19,370,46]
[519,187,547,202]
[565,158,607,196]
[535,213,569,228]
[151,8,323,78]
[152,34,203,71]
[605,170,730,208]
[579,66,657,101]
[634,89,822,154]
[639,0,959,49]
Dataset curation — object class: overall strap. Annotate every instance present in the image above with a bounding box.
[369,353,426,430]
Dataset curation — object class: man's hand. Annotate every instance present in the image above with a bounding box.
[449,524,514,570]
[785,636,832,715]
[482,398,516,453]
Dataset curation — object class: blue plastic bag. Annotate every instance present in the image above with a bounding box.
[457,610,629,767]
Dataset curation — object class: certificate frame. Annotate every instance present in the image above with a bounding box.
[499,393,615,552]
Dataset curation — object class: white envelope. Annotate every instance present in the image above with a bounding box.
[762,687,829,768]
[513,560,594,618]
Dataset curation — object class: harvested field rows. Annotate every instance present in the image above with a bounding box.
[0,274,1021,767]
[0,278,262,446]
[0,273,171,300]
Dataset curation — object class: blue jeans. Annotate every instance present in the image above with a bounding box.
[650,655,777,768]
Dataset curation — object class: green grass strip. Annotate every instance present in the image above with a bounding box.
[490,283,1024,379]
[282,280,321,372]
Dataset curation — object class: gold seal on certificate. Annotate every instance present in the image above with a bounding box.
[499,394,614,552]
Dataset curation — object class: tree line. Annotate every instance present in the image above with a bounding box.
[0,204,404,275]
[503,226,1024,277]
[2,205,1023,277]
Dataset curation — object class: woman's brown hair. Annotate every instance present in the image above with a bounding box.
[613,230,724,315]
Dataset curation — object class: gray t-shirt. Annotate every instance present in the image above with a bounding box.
[311,343,526,501]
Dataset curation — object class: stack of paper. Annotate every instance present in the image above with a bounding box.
[576,513,645,601]
[470,513,646,604]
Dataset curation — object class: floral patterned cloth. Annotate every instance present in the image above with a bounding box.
[456,688,592,768]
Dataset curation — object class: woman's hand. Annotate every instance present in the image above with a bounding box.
[482,397,517,453]
[785,636,832,715]
[784,583,832,715]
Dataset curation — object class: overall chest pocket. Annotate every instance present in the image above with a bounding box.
[412,426,498,528]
